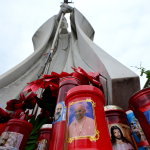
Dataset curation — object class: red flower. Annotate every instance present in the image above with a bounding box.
[23,71,72,93]
[6,99,20,111]
[6,92,36,111]
[12,109,32,121]
[72,67,101,87]
[23,68,102,93]
[12,108,24,119]
[15,92,36,110]
[0,108,11,122]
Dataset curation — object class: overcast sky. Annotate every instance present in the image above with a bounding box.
[0,0,150,88]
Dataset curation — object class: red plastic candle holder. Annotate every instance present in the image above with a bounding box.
[50,77,81,150]
[105,107,138,150]
[56,77,81,104]
[1,119,33,150]
[64,85,112,150]
[129,87,150,144]
[35,124,52,150]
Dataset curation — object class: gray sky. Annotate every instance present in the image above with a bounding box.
[0,0,150,88]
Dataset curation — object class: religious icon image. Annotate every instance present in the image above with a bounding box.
[0,132,9,146]
[69,101,96,138]
[54,102,63,121]
[130,119,147,142]
[109,124,136,150]
[0,132,23,148]
[35,139,48,150]
[126,111,150,150]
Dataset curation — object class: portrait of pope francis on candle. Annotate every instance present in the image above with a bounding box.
[69,101,96,138]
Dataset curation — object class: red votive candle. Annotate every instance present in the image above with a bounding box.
[125,109,150,149]
[35,124,52,150]
[0,119,33,150]
[104,105,138,150]
[64,85,112,150]
[129,87,150,144]
[50,77,81,150]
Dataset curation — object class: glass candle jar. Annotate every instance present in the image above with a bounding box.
[105,105,138,150]
[126,110,150,150]
[129,87,150,144]
[64,85,112,150]
[35,124,52,150]
[50,77,81,150]
[1,119,33,150]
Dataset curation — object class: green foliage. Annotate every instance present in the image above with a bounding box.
[25,115,48,150]
[30,115,35,126]
[145,70,150,80]
[132,63,150,80]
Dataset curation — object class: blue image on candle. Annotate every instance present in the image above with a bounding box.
[144,109,150,125]
[126,111,147,150]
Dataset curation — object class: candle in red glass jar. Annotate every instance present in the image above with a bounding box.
[49,77,81,150]
[0,119,33,150]
[64,85,113,150]
[125,109,150,149]
[129,87,150,145]
[35,124,52,150]
[104,105,138,150]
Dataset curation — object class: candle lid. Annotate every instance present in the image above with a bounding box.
[104,105,123,111]
[40,124,52,129]
[125,110,133,114]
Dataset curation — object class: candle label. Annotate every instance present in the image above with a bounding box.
[108,123,137,150]
[0,131,23,149]
[53,101,66,123]
[68,99,99,143]
[35,139,48,150]
[0,146,19,150]
[126,110,150,149]
[143,109,150,125]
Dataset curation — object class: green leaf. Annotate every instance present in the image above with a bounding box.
[29,115,35,126]
[132,64,150,81]
[145,70,150,75]
[25,143,36,150]
[26,139,37,144]
[146,75,150,80]
[29,132,38,137]
[25,116,48,150]
[32,117,48,133]
[140,68,145,76]
[30,116,40,134]
[27,135,38,140]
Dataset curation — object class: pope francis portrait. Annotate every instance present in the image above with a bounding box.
[69,104,95,138]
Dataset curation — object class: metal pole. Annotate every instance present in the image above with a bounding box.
[32,13,64,116]
[44,13,64,75]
